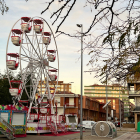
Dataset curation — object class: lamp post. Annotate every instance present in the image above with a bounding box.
[106,63,108,121]
[76,24,83,140]
[119,81,121,130]
[117,77,121,130]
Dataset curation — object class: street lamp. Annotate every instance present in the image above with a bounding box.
[117,77,121,130]
[106,63,108,121]
[76,24,83,140]
[118,47,121,130]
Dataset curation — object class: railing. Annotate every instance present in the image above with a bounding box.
[0,116,15,132]
[66,103,76,107]
[124,113,130,118]
[132,106,140,111]
[129,91,140,95]
[0,116,15,135]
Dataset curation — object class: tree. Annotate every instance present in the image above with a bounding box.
[0,0,28,15]
[2,0,140,84]
[0,71,14,105]
[40,0,140,84]
[0,0,8,15]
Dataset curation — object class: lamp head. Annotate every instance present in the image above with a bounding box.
[76,24,82,28]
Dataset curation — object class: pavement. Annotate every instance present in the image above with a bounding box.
[0,127,140,140]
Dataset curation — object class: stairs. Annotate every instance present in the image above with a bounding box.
[0,116,15,140]
[57,123,67,133]
[48,121,58,135]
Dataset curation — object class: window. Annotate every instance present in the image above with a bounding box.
[97,104,98,108]
[68,116,76,123]
[12,113,25,125]
[79,99,80,104]
[86,100,88,106]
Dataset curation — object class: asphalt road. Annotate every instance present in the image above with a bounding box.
[0,128,139,140]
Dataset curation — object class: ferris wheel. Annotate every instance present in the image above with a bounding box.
[6,17,59,119]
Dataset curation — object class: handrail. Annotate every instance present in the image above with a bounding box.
[0,116,15,135]
[48,121,57,135]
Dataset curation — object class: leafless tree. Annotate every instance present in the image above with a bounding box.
[2,0,140,84]
[41,0,140,84]
[0,0,28,15]
[0,0,9,15]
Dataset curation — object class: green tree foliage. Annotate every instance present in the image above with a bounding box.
[0,71,13,105]
[0,70,32,105]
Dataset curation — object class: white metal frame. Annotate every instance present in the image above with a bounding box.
[6,17,59,120]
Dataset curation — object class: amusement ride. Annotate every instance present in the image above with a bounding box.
[5,17,68,134]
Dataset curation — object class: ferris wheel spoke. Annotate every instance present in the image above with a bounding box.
[20,53,40,64]
[21,45,38,60]
[42,67,50,96]
[43,46,48,58]
[33,28,42,58]
[25,32,41,60]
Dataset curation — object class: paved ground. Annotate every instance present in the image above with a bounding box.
[0,128,139,140]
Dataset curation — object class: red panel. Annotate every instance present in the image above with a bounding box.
[48,50,56,53]
[43,32,51,36]
[7,53,19,58]
[12,29,22,34]
[49,69,57,72]
[10,80,22,83]
[50,87,55,90]
[21,17,32,22]
[33,19,43,24]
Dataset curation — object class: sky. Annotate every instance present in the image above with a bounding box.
[0,0,135,105]
[0,0,101,95]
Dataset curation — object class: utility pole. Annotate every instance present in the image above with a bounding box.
[76,24,83,140]
[106,63,108,121]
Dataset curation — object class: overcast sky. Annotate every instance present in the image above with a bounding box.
[0,0,102,95]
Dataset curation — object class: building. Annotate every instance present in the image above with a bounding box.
[128,102,135,122]
[80,96,100,122]
[38,80,72,94]
[53,91,79,116]
[128,74,140,130]
[77,95,115,122]
[84,84,128,120]
[90,97,124,122]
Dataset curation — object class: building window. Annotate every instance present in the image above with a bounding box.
[86,100,87,105]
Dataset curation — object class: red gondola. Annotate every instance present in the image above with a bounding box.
[49,69,57,81]
[6,53,19,70]
[48,50,56,62]
[9,80,22,96]
[21,17,32,33]
[11,29,22,46]
[33,19,43,34]
[42,32,51,45]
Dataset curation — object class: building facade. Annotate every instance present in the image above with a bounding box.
[38,80,72,94]
[90,97,124,122]
[84,84,128,121]
[128,74,140,130]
